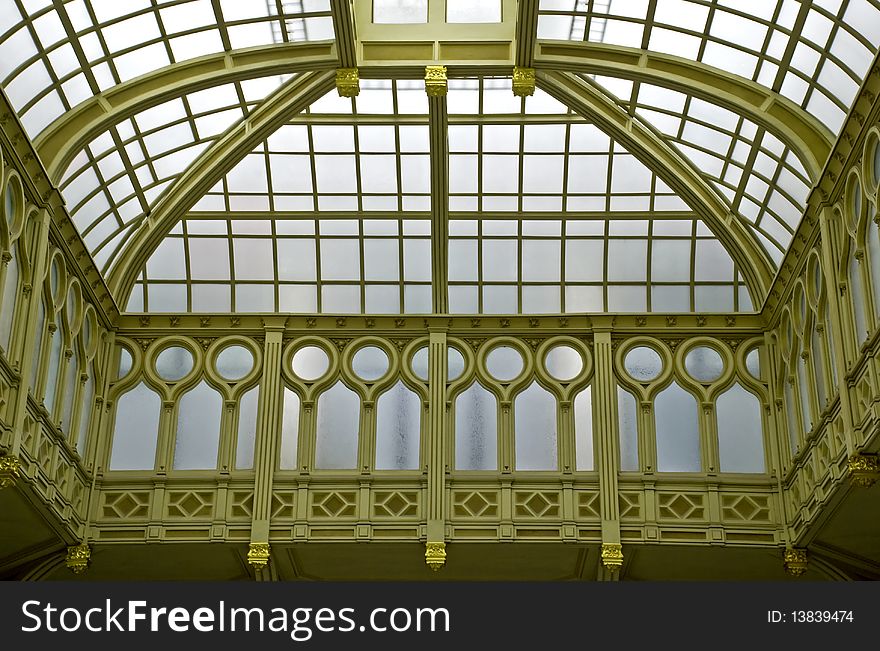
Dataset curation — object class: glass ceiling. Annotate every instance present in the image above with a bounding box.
[1,0,874,315]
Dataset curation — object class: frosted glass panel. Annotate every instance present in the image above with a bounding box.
[279,388,301,470]
[685,346,724,382]
[617,386,639,471]
[76,371,94,455]
[0,253,18,350]
[849,255,868,345]
[61,350,80,435]
[745,347,761,379]
[235,386,259,470]
[315,381,360,469]
[292,345,329,381]
[411,345,465,381]
[811,329,827,408]
[216,345,253,380]
[447,0,501,23]
[173,381,222,470]
[486,345,523,381]
[654,382,701,472]
[110,383,160,470]
[716,384,765,473]
[784,379,799,454]
[411,346,429,380]
[375,381,421,470]
[352,346,388,381]
[29,300,45,392]
[374,0,427,23]
[514,382,558,470]
[44,327,62,412]
[545,345,583,381]
[797,357,812,434]
[868,219,880,310]
[155,346,193,381]
[574,386,594,471]
[455,383,497,470]
[117,347,133,379]
[624,346,662,382]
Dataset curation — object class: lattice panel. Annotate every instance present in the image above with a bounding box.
[272,492,297,519]
[372,491,419,518]
[53,455,70,496]
[165,491,215,518]
[657,492,706,521]
[513,490,561,519]
[227,491,254,520]
[451,490,499,519]
[310,491,357,518]
[21,416,36,455]
[576,491,600,519]
[720,494,772,524]
[70,481,85,518]
[101,491,151,519]
[36,430,53,472]
[618,492,643,521]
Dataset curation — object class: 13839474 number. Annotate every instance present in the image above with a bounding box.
[767,610,854,623]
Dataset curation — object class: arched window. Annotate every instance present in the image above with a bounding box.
[574,386,594,471]
[867,216,880,318]
[654,382,700,472]
[61,347,81,438]
[784,379,800,455]
[29,298,45,392]
[110,383,161,471]
[0,247,19,351]
[43,325,62,415]
[76,365,94,456]
[514,382,557,471]
[716,383,764,473]
[455,382,497,471]
[315,381,360,469]
[279,388,301,470]
[375,381,421,470]
[173,381,222,470]
[848,251,868,347]
[235,386,260,470]
[617,386,639,471]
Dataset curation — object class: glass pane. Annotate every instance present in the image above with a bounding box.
[447,0,501,23]
[411,345,465,381]
[44,327,62,412]
[279,388,301,470]
[868,219,880,311]
[411,346,428,380]
[61,349,80,435]
[292,345,330,381]
[684,346,724,382]
[486,345,523,381]
[4,182,16,228]
[655,382,701,472]
[544,345,582,381]
[455,383,497,470]
[173,381,222,470]
[235,386,259,470]
[811,329,827,409]
[617,386,639,471]
[109,382,160,470]
[574,387,594,471]
[850,254,868,345]
[155,346,193,381]
[375,381,421,470]
[745,347,761,380]
[315,381,360,469]
[76,371,94,456]
[29,299,45,392]
[0,253,18,350]
[374,0,427,23]
[716,384,765,473]
[624,345,662,382]
[797,357,812,434]
[216,344,254,380]
[514,382,558,471]
[352,345,389,381]
[784,379,800,455]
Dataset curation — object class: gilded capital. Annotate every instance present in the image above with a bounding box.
[425,541,447,571]
[846,454,879,488]
[66,543,91,574]
[783,548,808,577]
[247,542,271,570]
[600,543,623,572]
[512,67,536,97]
[0,455,23,489]
[424,66,448,97]
[336,68,360,98]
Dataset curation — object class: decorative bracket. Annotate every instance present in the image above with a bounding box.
[600,543,623,572]
[425,66,448,97]
[846,454,879,488]
[0,455,23,489]
[425,541,447,571]
[512,67,536,97]
[783,548,808,577]
[336,68,360,97]
[66,543,91,574]
[247,542,271,570]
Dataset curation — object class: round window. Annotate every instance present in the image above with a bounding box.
[292,345,330,381]
[684,346,724,383]
[486,346,523,381]
[352,346,389,381]
[623,346,662,382]
[216,345,254,380]
[544,345,583,381]
[155,346,193,381]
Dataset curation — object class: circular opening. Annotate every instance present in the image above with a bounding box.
[544,345,583,381]
[624,346,663,382]
[216,345,254,380]
[684,346,724,383]
[4,177,18,230]
[49,257,61,302]
[351,345,389,381]
[117,347,133,380]
[155,346,193,381]
[411,345,466,382]
[66,284,81,327]
[848,174,862,229]
[745,347,762,380]
[873,137,880,186]
[82,310,93,352]
[807,255,822,304]
[486,345,523,381]
[795,285,806,327]
[292,345,330,381]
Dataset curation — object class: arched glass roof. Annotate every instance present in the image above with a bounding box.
[2,0,874,315]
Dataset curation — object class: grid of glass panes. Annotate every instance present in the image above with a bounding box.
[127,217,432,313]
[57,76,287,271]
[448,79,690,213]
[0,0,333,138]
[191,80,431,215]
[596,77,813,264]
[447,217,752,313]
[537,0,880,136]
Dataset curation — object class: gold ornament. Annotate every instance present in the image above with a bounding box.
[247,542,271,570]
[66,543,91,574]
[336,68,360,97]
[0,455,23,489]
[600,543,624,572]
[424,66,448,97]
[783,548,808,577]
[512,67,536,97]
[846,454,879,488]
[425,542,447,571]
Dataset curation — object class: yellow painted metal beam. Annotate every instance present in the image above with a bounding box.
[535,41,833,178]
[35,42,338,182]
[538,71,773,299]
[105,71,337,301]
